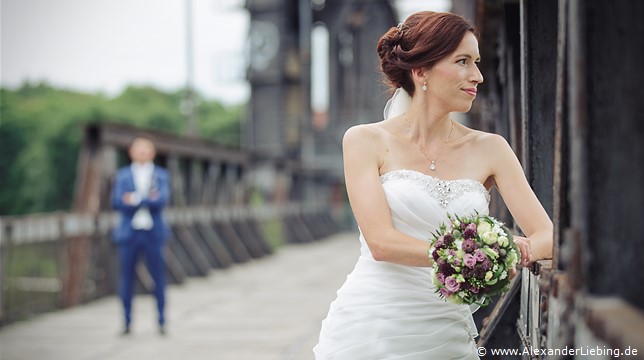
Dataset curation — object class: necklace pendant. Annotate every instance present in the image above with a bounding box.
[430,161,437,171]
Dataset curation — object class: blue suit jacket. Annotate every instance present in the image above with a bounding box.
[111,165,171,244]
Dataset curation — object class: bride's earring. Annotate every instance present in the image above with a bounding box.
[422,80,427,92]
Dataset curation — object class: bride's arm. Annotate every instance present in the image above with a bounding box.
[343,125,432,267]
[486,134,554,264]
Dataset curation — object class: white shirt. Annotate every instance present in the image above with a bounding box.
[130,162,154,230]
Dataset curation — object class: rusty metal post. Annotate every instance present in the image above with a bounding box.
[188,159,204,205]
[0,220,12,323]
[581,0,644,307]
[520,0,558,217]
[202,161,221,205]
[567,0,590,293]
[168,155,186,207]
[62,125,103,307]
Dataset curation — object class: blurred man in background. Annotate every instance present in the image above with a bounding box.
[111,137,170,335]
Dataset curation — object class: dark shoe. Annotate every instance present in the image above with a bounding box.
[158,325,166,336]
[121,326,131,336]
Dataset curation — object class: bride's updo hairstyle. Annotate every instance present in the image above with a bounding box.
[377,11,476,96]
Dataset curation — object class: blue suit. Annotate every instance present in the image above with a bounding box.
[111,165,170,330]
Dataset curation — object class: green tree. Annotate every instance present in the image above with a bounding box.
[0,83,243,215]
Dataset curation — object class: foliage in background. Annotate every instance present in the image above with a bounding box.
[0,82,244,215]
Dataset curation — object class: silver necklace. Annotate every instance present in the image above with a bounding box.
[404,114,454,171]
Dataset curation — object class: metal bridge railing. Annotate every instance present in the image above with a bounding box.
[0,202,345,325]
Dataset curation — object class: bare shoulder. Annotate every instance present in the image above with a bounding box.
[451,125,518,184]
[343,122,389,148]
[457,126,512,156]
[479,131,512,153]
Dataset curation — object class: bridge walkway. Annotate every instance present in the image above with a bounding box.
[0,233,359,360]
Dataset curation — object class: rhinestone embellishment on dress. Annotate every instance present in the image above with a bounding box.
[380,169,490,207]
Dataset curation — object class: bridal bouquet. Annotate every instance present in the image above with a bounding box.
[429,213,520,307]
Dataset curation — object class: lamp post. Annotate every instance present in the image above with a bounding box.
[183,0,197,136]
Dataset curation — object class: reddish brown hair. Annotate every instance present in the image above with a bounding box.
[377,12,476,97]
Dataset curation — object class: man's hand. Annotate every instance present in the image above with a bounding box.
[148,189,160,200]
[122,192,140,205]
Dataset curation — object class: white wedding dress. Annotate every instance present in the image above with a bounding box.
[313,169,490,360]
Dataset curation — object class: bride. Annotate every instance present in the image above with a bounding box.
[313,11,553,359]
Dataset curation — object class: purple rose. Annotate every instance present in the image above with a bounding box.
[462,223,478,239]
[445,276,461,293]
[434,236,445,249]
[443,233,454,244]
[436,272,446,284]
[453,258,461,266]
[469,285,480,294]
[462,239,477,253]
[438,260,455,276]
[432,249,440,261]
[464,254,477,268]
[474,266,486,278]
[439,288,452,298]
[481,258,492,271]
[474,249,487,262]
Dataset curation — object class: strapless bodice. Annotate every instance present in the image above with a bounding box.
[356,169,490,259]
[379,169,489,209]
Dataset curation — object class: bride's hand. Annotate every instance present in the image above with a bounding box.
[514,236,532,267]
[508,266,518,281]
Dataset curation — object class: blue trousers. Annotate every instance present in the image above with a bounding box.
[118,230,166,327]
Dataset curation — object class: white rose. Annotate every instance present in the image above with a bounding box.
[498,236,509,247]
[477,222,492,236]
[482,231,498,245]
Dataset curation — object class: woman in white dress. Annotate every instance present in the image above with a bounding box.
[313,11,553,360]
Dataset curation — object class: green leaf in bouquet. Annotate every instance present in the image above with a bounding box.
[494,263,506,277]
[472,295,491,308]
[503,251,519,267]
[481,247,499,259]
[487,276,510,294]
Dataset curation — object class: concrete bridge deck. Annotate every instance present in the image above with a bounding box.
[0,232,359,360]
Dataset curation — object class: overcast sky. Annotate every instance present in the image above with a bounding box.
[1,0,449,105]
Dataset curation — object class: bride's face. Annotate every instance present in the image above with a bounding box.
[425,32,483,113]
